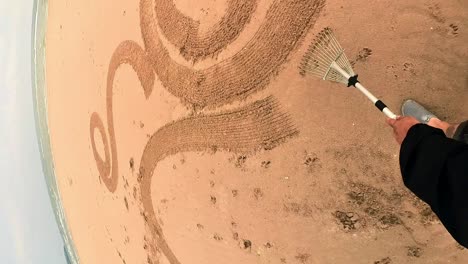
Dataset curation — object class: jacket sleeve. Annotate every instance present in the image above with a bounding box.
[400,124,468,248]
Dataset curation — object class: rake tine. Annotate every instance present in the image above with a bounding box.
[299,28,397,119]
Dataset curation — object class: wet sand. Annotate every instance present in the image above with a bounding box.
[46,0,468,263]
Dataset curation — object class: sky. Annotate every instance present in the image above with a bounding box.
[0,1,66,263]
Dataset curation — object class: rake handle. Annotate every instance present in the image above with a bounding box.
[330,62,397,119]
[354,83,397,119]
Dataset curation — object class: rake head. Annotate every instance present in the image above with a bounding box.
[299,27,355,85]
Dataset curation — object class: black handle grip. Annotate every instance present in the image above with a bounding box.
[375,100,387,112]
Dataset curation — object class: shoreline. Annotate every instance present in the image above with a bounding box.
[31,0,80,263]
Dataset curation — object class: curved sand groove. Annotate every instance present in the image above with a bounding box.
[154,0,257,61]
[90,40,155,192]
[138,96,298,263]
[141,0,325,108]
[90,0,322,260]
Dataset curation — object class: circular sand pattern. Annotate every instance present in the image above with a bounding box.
[90,0,325,262]
[140,0,324,108]
[155,0,257,61]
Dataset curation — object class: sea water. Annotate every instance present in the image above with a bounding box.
[32,0,80,263]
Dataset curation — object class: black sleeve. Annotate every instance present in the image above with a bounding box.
[400,124,468,248]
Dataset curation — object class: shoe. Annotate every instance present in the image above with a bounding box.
[401,99,437,124]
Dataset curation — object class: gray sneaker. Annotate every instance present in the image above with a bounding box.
[401,99,437,124]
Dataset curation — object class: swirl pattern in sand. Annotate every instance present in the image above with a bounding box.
[89,0,325,263]
[155,0,257,61]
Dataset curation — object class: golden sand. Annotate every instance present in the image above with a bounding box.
[46,0,468,263]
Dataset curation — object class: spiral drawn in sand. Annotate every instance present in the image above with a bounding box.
[154,0,257,61]
[89,0,324,262]
[90,41,154,192]
[140,0,325,108]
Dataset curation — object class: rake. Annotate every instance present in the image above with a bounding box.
[299,27,397,119]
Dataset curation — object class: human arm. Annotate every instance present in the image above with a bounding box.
[388,117,468,248]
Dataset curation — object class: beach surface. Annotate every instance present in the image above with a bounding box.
[45,0,468,263]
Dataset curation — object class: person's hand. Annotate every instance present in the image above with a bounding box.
[386,116,420,145]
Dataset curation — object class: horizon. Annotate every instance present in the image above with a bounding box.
[0,1,67,263]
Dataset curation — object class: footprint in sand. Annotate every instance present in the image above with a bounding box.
[351,48,372,66]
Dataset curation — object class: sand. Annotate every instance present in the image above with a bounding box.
[45,0,468,263]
